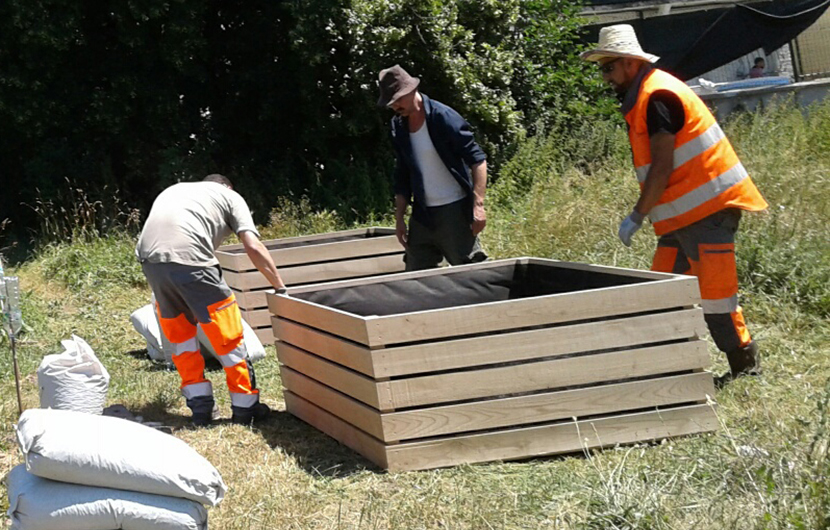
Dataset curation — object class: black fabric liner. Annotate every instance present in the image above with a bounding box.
[224,233,376,254]
[295,263,649,317]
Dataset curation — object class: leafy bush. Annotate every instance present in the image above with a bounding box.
[0,0,608,249]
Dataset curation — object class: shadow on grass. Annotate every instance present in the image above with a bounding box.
[125,349,225,373]
[125,397,376,476]
[257,410,380,478]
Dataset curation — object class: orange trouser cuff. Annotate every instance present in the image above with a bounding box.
[224,363,258,395]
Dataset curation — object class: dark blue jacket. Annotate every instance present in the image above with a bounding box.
[391,94,487,226]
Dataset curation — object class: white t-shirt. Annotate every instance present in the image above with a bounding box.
[136,182,260,267]
[410,124,466,207]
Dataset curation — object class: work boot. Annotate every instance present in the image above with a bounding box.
[231,402,271,426]
[188,396,217,427]
[715,341,761,389]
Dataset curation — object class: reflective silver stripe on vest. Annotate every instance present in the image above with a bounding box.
[182,381,213,399]
[701,295,738,314]
[173,337,199,355]
[230,392,259,408]
[649,163,749,223]
[674,122,725,169]
[634,123,726,184]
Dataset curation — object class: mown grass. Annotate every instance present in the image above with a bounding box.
[1,100,829,529]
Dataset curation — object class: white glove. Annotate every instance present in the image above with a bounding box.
[618,211,645,247]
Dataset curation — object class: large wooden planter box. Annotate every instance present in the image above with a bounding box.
[216,228,405,344]
[267,258,718,472]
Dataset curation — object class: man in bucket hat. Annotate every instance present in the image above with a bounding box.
[377,65,488,270]
[581,25,768,387]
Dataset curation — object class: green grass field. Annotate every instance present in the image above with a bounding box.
[1,101,828,529]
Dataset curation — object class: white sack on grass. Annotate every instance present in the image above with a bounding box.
[129,304,168,363]
[6,465,208,530]
[37,335,110,415]
[15,408,226,507]
[130,302,266,364]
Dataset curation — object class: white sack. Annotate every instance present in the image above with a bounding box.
[130,303,266,364]
[37,335,110,415]
[15,408,226,507]
[6,465,208,530]
[129,304,168,363]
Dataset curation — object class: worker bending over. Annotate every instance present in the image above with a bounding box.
[136,174,286,425]
[581,25,768,386]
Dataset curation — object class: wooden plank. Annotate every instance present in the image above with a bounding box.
[233,289,269,310]
[216,249,251,272]
[219,235,402,272]
[277,340,707,410]
[273,317,376,376]
[269,237,401,269]
[218,227,378,256]
[286,257,529,295]
[268,292,370,345]
[367,277,701,347]
[273,308,705,379]
[226,253,405,291]
[253,326,275,346]
[381,373,714,442]
[526,257,680,281]
[284,391,389,469]
[384,404,718,471]
[370,308,706,378]
[283,368,713,443]
[241,308,272,328]
[281,367,385,439]
[384,341,708,409]
[276,342,386,409]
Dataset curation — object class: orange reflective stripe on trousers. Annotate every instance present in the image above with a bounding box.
[155,303,210,392]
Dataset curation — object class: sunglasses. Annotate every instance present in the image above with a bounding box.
[599,58,621,74]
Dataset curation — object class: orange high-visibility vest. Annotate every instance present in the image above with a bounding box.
[625,69,767,235]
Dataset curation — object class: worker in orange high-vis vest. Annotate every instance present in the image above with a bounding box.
[582,25,768,387]
[136,174,287,426]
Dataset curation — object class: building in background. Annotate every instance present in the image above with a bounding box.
[581,0,830,83]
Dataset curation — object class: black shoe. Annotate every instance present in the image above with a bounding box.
[715,341,761,389]
[231,402,271,426]
[191,412,212,427]
[188,396,218,427]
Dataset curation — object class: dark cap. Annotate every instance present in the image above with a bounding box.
[377,65,420,108]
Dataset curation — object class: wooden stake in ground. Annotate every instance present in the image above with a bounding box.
[9,333,22,415]
[3,276,24,415]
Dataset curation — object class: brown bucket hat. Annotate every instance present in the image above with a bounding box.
[377,65,420,108]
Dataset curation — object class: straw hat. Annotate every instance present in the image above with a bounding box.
[580,24,660,63]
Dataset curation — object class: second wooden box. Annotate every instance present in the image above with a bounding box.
[216,227,405,343]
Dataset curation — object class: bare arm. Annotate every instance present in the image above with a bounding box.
[239,230,286,290]
[394,194,409,249]
[471,160,487,236]
[635,132,675,215]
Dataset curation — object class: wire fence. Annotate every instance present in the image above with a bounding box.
[793,9,830,80]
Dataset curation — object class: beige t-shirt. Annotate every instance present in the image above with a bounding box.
[136,182,260,267]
